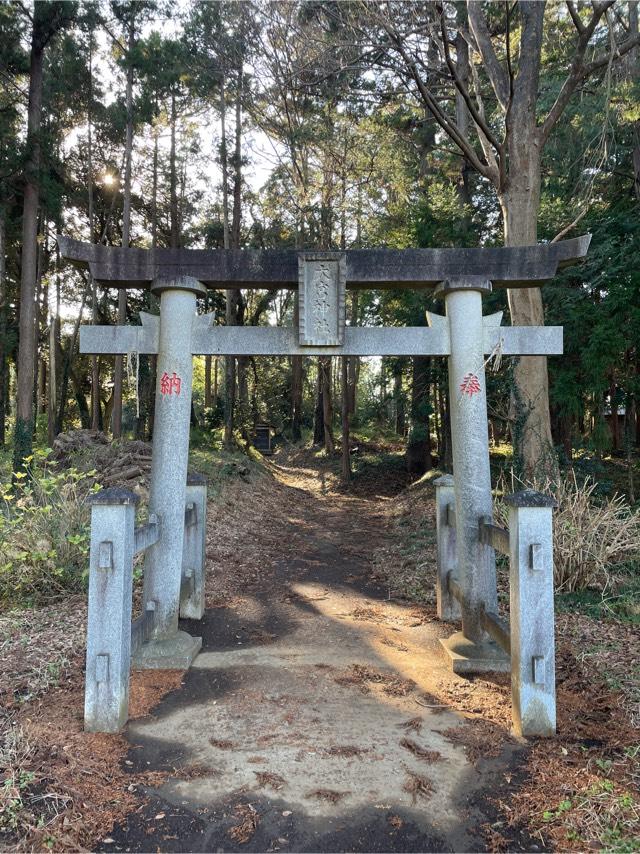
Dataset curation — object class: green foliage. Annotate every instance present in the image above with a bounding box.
[0,450,99,607]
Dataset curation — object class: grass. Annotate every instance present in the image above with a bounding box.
[556,567,640,625]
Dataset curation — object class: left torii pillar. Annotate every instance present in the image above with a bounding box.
[134,275,205,669]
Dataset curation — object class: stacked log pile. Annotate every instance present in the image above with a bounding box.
[52,430,153,494]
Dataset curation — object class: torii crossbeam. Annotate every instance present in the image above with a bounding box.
[59,235,590,676]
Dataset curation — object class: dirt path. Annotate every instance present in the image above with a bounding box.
[99,450,521,853]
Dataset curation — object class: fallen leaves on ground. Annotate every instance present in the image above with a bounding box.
[227,802,259,843]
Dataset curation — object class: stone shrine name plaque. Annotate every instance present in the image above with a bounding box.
[298,252,346,346]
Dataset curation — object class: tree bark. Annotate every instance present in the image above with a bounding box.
[347,291,359,416]
[219,71,237,448]
[88,31,100,433]
[14,19,45,471]
[406,356,432,475]
[291,292,303,440]
[341,357,351,482]
[56,284,88,435]
[313,363,325,445]
[112,16,135,440]
[393,365,405,435]
[169,91,180,248]
[47,314,60,447]
[321,356,334,453]
[0,208,6,446]
[500,151,558,478]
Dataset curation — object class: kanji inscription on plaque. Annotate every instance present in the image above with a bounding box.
[298,253,346,346]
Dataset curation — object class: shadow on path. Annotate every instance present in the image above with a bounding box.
[99,449,523,853]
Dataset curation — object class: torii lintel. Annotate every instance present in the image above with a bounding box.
[57,235,591,290]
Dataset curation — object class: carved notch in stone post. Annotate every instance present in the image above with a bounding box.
[298,253,346,346]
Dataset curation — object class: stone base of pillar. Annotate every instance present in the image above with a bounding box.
[132,630,202,671]
[439,631,510,675]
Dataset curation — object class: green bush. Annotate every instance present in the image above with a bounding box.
[0,450,100,607]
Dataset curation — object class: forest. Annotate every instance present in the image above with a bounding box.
[1,3,640,851]
[0,0,638,484]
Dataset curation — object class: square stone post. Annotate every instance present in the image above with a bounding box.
[434,475,460,621]
[180,472,207,620]
[437,278,507,673]
[507,489,557,737]
[84,487,138,732]
[135,276,206,670]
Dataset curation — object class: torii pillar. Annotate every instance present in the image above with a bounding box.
[133,276,205,668]
[436,277,506,671]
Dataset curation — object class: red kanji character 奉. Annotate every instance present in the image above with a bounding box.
[160,371,182,395]
[460,372,481,396]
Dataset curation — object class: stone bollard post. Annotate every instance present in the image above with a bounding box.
[84,487,138,732]
[136,276,205,669]
[434,475,460,621]
[506,489,557,737]
[180,472,207,619]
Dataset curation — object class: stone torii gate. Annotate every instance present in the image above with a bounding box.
[59,235,589,685]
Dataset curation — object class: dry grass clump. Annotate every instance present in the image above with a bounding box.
[496,470,640,592]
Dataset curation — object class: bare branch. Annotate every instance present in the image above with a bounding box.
[550,207,588,243]
[566,1,586,35]
[582,30,640,75]
[438,6,504,156]
[539,0,617,143]
[467,1,510,111]
[373,12,494,181]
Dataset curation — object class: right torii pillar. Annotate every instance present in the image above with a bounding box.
[438,276,507,672]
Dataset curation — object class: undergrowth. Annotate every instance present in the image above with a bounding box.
[495,469,640,595]
[0,450,99,607]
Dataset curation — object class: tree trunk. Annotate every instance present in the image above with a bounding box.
[313,364,324,445]
[321,356,334,454]
[406,356,432,475]
[231,65,243,248]
[71,366,90,429]
[204,294,212,410]
[47,314,60,447]
[56,285,88,434]
[609,379,620,450]
[219,72,237,449]
[500,150,558,479]
[112,17,135,440]
[0,208,6,446]
[341,357,351,482]
[393,366,405,435]
[14,24,45,472]
[347,291,358,416]
[169,92,180,248]
[291,292,302,441]
[88,33,100,433]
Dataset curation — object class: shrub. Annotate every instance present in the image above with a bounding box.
[0,450,99,607]
[496,470,640,593]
